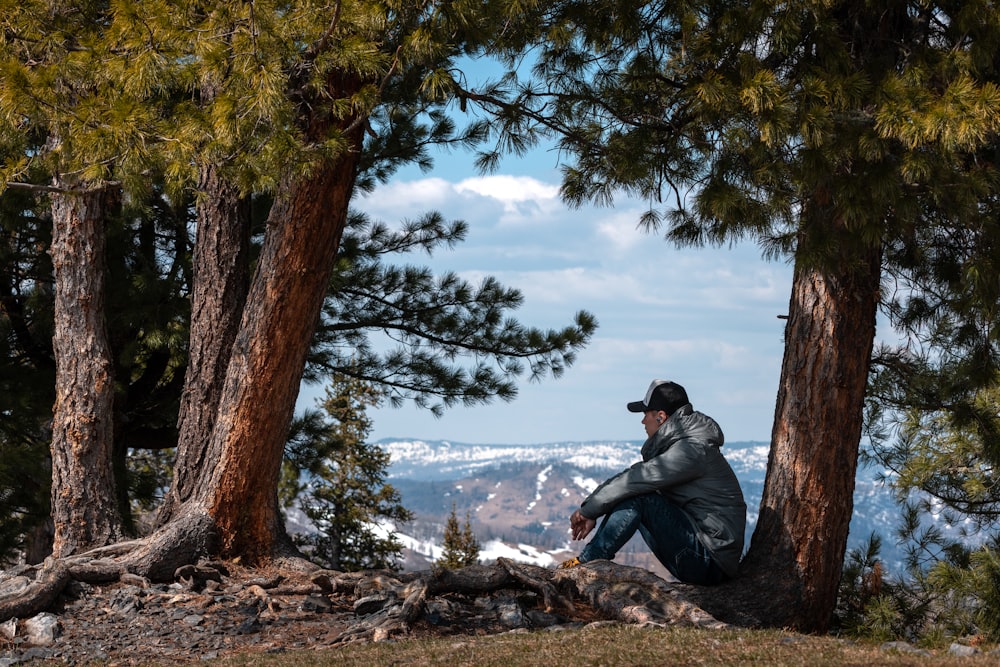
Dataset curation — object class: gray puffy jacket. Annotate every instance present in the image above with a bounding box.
[579,404,746,577]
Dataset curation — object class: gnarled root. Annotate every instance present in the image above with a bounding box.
[331,558,724,644]
[1,507,223,624]
[0,560,71,622]
[555,560,729,628]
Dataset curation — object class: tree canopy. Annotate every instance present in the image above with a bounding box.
[452,0,1000,631]
[4,0,1000,639]
[0,0,594,575]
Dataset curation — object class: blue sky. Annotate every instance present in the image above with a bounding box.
[298,135,796,445]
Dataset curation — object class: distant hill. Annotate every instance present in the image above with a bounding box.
[363,438,935,575]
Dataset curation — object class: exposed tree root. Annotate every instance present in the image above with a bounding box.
[0,507,220,622]
[328,558,727,644]
[3,546,736,646]
[0,559,70,622]
[565,560,729,628]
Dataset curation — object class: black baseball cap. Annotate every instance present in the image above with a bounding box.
[626,379,689,414]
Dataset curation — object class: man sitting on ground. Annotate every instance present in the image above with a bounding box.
[560,379,746,585]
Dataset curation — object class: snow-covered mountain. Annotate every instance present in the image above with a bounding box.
[372,438,926,575]
[381,439,645,480]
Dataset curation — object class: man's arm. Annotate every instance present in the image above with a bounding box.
[579,441,706,518]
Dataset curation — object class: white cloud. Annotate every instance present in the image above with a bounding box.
[455,174,560,202]
[336,167,796,444]
[594,208,649,254]
[358,177,455,214]
[358,174,571,231]
[455,175,564,226]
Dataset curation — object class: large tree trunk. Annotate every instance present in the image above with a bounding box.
[116,68,366,576]
[48,181,125,556]
[157,163,251,525]
[197,143,362,561]
[724,5,906,634]
[107,136,361,579]
[740,220,882,632]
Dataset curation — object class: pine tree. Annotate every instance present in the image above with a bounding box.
[0,181,594,564]
[467,0,1000,631]
[0,0,594,575]
[0,183,201,559]
[438,505,480,569]
[283,374,412,572]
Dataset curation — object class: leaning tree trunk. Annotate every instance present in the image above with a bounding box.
[157,162,251,526]
[739,222,882,632]
[197,143,361,561]
[48,180,126,557]
[116,149,362,578]
[110,70,368,579]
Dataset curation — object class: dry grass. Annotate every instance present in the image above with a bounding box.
[211,624,999,667]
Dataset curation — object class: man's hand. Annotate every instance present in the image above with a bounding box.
[570,509,596,541]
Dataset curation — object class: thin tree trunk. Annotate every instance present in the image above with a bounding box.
[49,181,125,556]
[741,223,881,632]
[157,163,250,525]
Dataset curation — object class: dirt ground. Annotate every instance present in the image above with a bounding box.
[0,567,604,665]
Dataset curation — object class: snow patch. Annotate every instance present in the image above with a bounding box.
[573,475,599,494]
[478,539,560,567]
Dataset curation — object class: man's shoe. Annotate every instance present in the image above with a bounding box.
[557,556,581,569]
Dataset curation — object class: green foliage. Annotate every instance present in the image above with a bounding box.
[0,0,511,197]
[835,534,914,642]
[308,211,596,415]
[284,374,413,572]
[867,382,1000,531]
[860,377,1000,643]
[476,0,1000,268]
[0,179,54,563]
[835,509,1000,644]
[926,540,1000,642]
[437,505,480,569]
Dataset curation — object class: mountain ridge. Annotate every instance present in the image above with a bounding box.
[377,437,772,479]
[366,437,919,575]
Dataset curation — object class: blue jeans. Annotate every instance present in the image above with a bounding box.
[579,494,725,585]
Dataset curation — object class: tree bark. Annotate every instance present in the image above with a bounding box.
[157,163,251,525]
[740,220,881,632]
[195,142,361,561]
[48,181,125,556]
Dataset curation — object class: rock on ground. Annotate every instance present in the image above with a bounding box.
[0,567,601,665]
